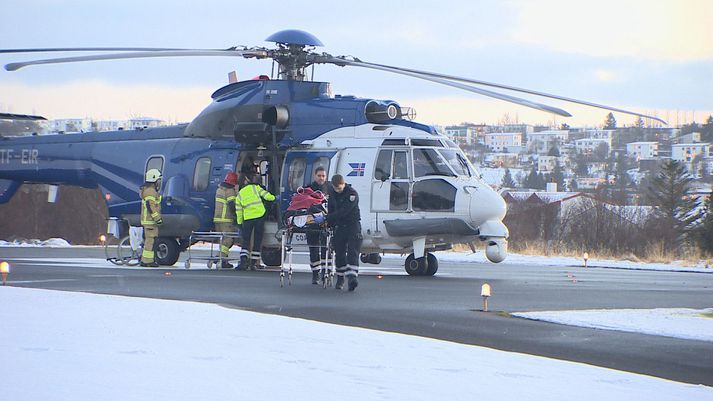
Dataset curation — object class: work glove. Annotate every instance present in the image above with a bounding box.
[156,218,163,225]
[313,214,325,224]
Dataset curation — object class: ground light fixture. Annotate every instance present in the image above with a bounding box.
[0,261,9,285]
[481,283,492,312]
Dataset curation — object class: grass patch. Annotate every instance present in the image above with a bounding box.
[699,313,713,319]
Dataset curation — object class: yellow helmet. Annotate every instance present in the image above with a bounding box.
[145,168,162,183]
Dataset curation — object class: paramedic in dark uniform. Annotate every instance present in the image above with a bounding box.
[307,166,328,284]
[326,174,362,291]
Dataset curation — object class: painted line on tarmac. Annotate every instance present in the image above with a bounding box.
[7,279,78,284]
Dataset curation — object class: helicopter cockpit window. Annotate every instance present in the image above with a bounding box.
[382,138,407,146]
[438,149,472,177]
[192,157,211,192]
[412,148,455,178]
[445,139,459,148]
[288,157,306,191]
[411,139,443,147]
[374,150,393,181]
[392,151,409,179]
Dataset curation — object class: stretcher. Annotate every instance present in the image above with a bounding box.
[184,231,242,269]
[279,224,335,288]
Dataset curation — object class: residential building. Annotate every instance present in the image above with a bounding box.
[484,132,522,152]
[527,130,569,154]
[575,138,611,156]
[626,142,659,160]
[671,143,711,163]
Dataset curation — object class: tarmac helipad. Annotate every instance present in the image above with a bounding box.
[2,246,712,385]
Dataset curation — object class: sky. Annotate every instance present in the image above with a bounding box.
[0,0,711,127]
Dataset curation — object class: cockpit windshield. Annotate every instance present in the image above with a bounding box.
[438,149,475,177]
[413,148,456,177]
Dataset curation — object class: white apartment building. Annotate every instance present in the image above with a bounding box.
[537,155,565,172]
[626,142,659,160]
[445,126,476,146]
[128,117,164,129]
[484,132,522,152]
[527,130,569,154]
[671,143,712,162]
[585,129,615,141]
[49,118,92,133]
[575,138,611,155]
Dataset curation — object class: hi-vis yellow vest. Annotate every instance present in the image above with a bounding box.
[140,185,162,226]
[213,185,237,223]
[236,184,275,224]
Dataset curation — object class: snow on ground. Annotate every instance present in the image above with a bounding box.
[513,308,713,342]
[383,251,713,273]
[0,238,71,247]
[3,237,713,273]
[2,287,711,401]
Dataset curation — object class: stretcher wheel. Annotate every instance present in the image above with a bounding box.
[184,260,191,269]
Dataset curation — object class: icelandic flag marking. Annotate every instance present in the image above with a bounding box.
[347,162,366,177]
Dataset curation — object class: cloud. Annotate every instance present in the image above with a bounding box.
[508,0,713,61]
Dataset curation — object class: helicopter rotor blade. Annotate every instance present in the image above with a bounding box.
[0,47,200,53]
[0,113,47,121]
[5,49,269,71]
[320,56,572,117]
[345,60,667,125]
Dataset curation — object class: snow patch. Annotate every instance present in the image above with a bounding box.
[513,308,713,342]
[1,287,711,401]
[0,238,71,247]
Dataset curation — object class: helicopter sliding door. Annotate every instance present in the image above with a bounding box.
[371,148,410,213]
[280,150,336,213]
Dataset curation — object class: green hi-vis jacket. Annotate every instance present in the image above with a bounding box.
[236,184,275,224]
[213,185,237,223]
[140,185,162,226]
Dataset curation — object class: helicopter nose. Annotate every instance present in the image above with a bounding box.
[468,185,507,225]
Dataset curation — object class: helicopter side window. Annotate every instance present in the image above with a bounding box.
[145,156,164,178]
[412,148,455,178]
[288,157,306,191]
[374,150,392,181]
[313,156,330,175]
[412,179,456,212]
[192,157,212,191]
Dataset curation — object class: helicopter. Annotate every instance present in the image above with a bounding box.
[0,29,665,275]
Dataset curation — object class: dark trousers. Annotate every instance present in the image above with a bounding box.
[333,222,361,277]
[240,216,265,263]
[306,229,327,272]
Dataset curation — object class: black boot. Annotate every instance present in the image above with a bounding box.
[311,270,320,285]
[348,276,359,292]
[335,276,344,290]
[236,256,248,270]
[140,261,159,267]
[221,260,234,269]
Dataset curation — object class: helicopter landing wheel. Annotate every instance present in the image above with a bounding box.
[405,253,427,276]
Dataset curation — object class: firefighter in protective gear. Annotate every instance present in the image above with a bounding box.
[307,166,328,284]
[140,168,163,267]
[327,174,361,291]
[213,171,239,269]
[236,173,276,270]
